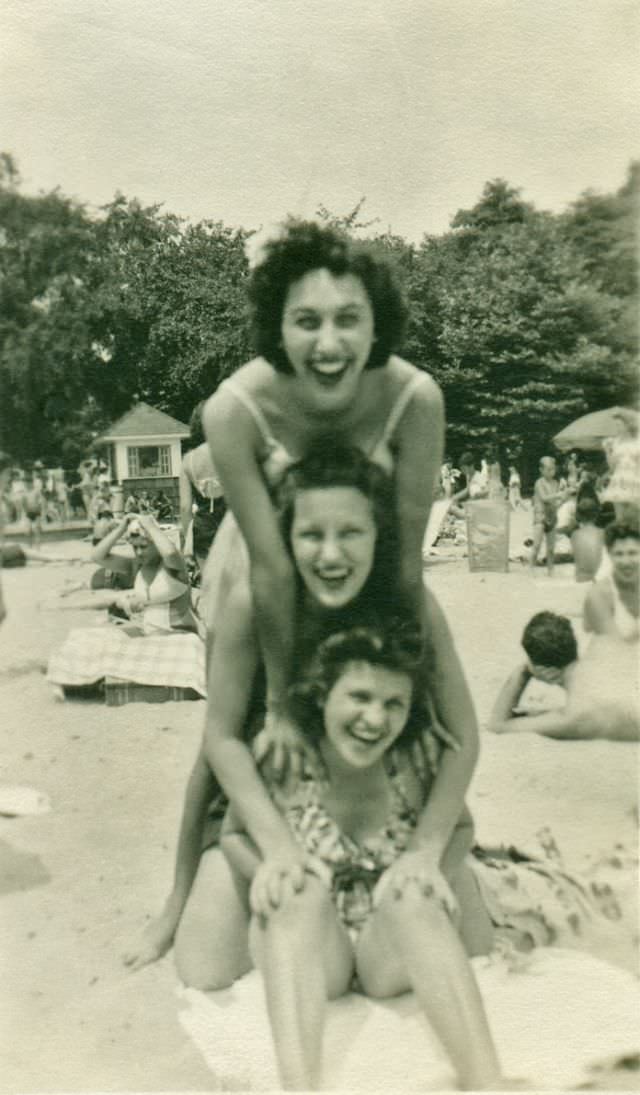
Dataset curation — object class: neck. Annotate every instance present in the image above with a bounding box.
[318,738,388,792]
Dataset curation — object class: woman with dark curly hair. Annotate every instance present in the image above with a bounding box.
[201,219,444,767]
[223,623,504,1091]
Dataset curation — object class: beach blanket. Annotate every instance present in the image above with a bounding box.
[47,625,206,696]
[177,949,640,1090]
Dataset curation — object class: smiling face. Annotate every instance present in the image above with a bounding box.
[129,535,160,568]
[290,485,377,609]
[280,269,375,407]
[322,660,412,770]
[609,536,640,586]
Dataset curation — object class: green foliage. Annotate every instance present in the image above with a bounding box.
[404,179,637,482]
[0,159,636,479]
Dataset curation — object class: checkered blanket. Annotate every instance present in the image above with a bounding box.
[47,625,206,696]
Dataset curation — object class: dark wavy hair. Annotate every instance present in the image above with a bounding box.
[274,438,398,611]
[521,611,577,669]
[289,623,427,752]
[188,401,206,448]
[605,518,640,550]
[247,220,407,373]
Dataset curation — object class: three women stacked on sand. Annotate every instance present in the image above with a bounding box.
[122,221,618,1090]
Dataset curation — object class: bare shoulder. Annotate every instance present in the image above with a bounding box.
[203,359,269,448]
[388,356,442,403]
[585,578,612,610]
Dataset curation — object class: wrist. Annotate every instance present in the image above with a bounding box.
[266,693,291,716]
[408,835,446,861]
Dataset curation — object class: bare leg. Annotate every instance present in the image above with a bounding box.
[529,523,543,571]
[174,848,252,990]
[249,876,353,1091]
[357,885,503,1090]
[545,528,556,576]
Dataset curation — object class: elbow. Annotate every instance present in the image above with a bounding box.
[251,556,295,596]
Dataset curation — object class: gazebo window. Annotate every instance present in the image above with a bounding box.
[127,445,171,478]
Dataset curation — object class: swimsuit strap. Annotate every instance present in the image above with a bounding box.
[379,372,429,446]
[608,577,639,639]
[222,378,276,449]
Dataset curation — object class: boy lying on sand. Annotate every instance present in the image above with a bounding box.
[488,611,639,741]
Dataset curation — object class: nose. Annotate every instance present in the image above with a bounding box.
[314,319,340,356]
[318,532,343,565]
[363,700,387,730]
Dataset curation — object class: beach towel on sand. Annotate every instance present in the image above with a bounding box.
[177,949,640,1091]
[47,625,206,696]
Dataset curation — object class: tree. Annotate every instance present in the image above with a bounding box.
[0,174,98,461]
[405,180,636,482]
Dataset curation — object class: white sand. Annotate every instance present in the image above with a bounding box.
[0,544,637,1092]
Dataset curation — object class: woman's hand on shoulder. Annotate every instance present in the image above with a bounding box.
[253,709,317,784]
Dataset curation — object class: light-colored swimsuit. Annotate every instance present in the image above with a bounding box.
[608,578,640,642]
[199,370,431,628]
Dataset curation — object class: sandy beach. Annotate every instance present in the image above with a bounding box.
[1,535,638,1092]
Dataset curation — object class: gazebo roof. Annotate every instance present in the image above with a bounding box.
[98,402,190,442]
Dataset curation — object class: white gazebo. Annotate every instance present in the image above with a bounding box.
[97,401,190,510]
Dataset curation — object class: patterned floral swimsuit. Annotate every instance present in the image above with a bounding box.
[273,765,419,941]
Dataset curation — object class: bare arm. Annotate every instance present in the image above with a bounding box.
[166,749,218,916]
[487,664,531,729]
[204,390,296,713]
[408,586,479,861]
[490,708,591,739]
[178,465,194,545]
[136,513,183,569]
[202,579,301,859]
[394,376,445,601]
[583,583,618,638]
[90,515,133,574]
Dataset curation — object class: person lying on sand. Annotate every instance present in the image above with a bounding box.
[488,610,639,741]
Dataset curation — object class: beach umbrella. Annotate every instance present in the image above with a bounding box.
[552,406,639,452]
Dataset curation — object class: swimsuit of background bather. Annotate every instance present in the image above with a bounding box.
[274,768,418,941]
[608,577,640,642]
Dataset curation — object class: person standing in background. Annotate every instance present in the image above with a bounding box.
[0,452,14,623]
[508,464,523,510]
[23,471,44,548]
[571,498,605,583]
[530,456,566,577]
[179,402,226,574]
[602,409,640,523]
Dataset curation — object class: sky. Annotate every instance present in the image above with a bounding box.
[2,0,638,241]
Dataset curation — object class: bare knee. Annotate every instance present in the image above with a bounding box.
[174,916,250,990]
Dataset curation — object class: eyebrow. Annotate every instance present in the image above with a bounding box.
[287,303,364,316]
